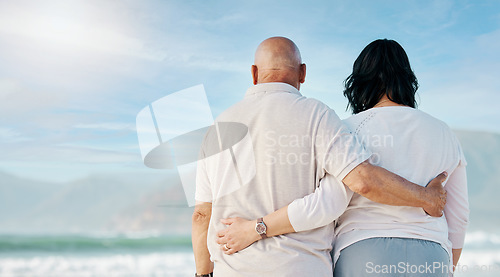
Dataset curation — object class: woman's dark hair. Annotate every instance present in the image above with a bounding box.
[343,39,419,114]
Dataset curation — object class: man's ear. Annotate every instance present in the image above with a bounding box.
[251,65,258,85]
[299,63,306,84]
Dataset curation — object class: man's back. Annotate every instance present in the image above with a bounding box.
[196,83,347,276]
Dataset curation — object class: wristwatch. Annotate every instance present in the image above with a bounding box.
[255,217,267,239]
[195,273,213,277]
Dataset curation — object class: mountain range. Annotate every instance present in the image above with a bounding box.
[0,129,498,235]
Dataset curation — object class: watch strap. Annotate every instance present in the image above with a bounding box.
[257,217,267,239]
[195,273,213,277]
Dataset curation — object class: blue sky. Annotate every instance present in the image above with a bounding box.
[0,0,499,183]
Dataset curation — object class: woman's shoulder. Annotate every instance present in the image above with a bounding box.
[409,109,457,135]
[342,109,377,134]
[343,107,455,135]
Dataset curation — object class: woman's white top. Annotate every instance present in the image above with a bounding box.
[287,106,469,265]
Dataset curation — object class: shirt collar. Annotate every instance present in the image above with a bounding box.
[245,82,302,98]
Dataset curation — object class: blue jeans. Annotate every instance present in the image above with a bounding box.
[334,237,450,277]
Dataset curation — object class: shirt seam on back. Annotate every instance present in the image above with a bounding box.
[354,111,376,136]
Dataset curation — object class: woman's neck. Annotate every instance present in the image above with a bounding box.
[373,95,406,108]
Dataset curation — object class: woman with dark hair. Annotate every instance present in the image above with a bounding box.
[215,39,469,276]
[330,39,469,276]
[343,39,418,114]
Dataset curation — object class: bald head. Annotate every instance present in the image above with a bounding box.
[252,37,306,89]
[255,37,302,69]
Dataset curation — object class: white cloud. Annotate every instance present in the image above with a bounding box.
[0,0,499,185]
[189,13,247,28]
[0,127,32,142]
[1,141,139,164]
[0,78,69,117]
[476,29,500,57]
[416,27,500,132]
[0,0,162,61]
[395,0,459,34]
[74,123,136,131]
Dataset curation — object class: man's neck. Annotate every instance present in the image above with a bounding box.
[257,80,300,90]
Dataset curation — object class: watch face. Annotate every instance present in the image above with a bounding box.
[256,222,266,234]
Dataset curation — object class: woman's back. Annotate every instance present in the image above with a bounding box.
[334,106,467,262]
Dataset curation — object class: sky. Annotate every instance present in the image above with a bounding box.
[0,0,499,184]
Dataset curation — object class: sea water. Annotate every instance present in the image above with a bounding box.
[0,232,499,276]
[0,234,194,277]
[454,231,500,277]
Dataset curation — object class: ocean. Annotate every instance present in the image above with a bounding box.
[0,234,194,277]
[0,232,499,276]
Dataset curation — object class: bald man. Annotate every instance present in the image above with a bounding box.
[192,37,446,276]
[251,37,305,89]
